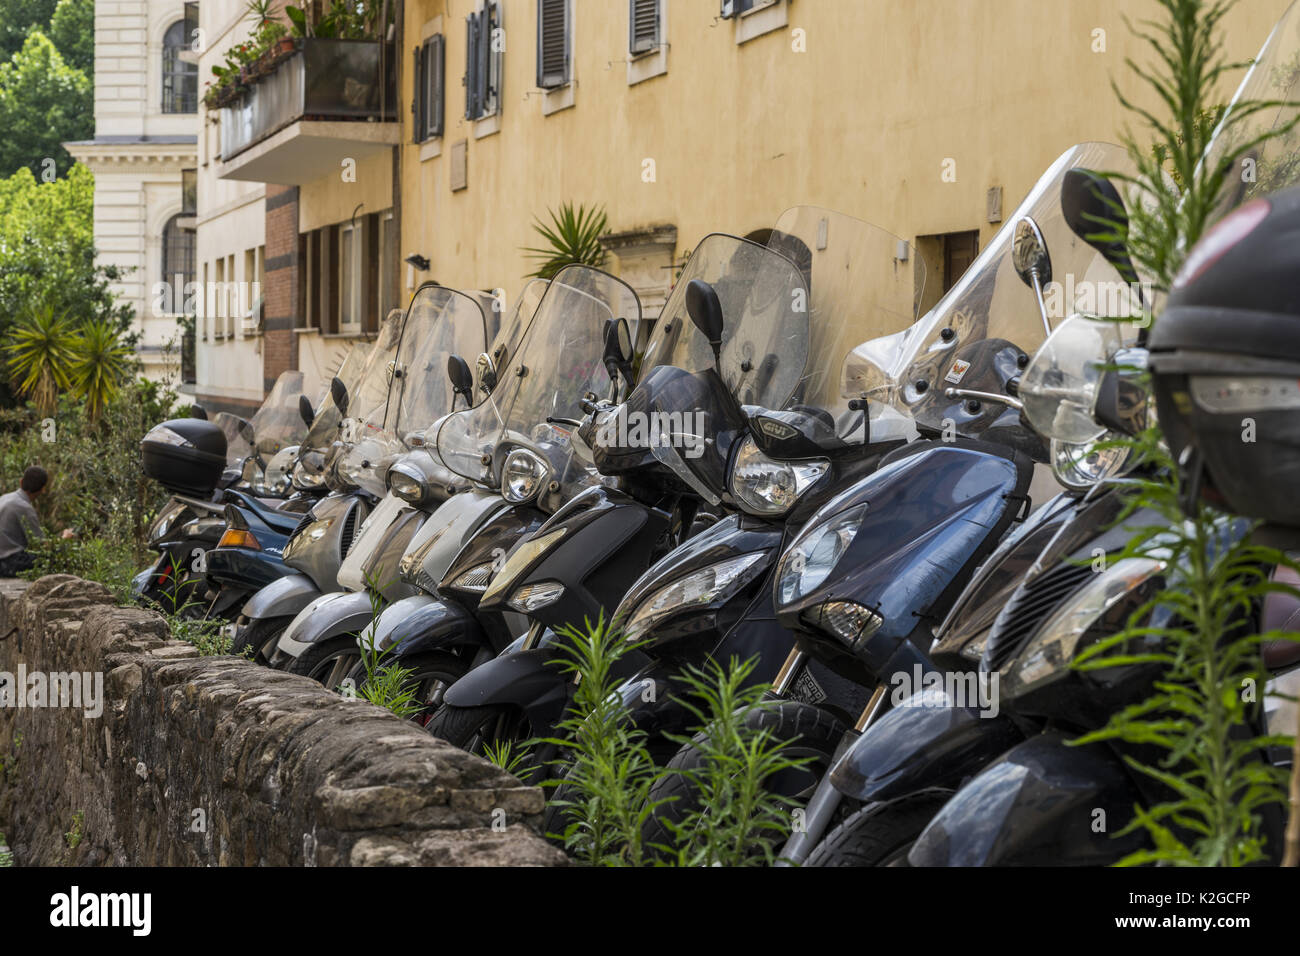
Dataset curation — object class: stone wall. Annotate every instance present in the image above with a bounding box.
[0,575,565,867]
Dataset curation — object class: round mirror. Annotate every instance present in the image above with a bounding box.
[1012,216,1052,288]
[1020,314,1122,444]
[475,352,498,393]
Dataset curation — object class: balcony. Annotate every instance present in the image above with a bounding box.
[216,38,398,186]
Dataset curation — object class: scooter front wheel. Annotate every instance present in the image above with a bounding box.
[803,792,951,867]
[424,703,543,780]
[286,634,362,692]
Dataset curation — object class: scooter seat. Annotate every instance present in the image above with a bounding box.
[1261,564,1300,670]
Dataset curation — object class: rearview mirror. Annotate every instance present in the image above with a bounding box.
[298,395,315,427]
[190,403,208,420]
[686,279,725,369]
[603,317,634,386]
[475,352,497,394]
[447,354,474,403]
[330,376,349,416]
[1061,168,1141,287]
[1012,217,1052,288]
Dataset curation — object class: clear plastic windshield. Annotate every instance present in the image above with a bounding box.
[213,412,251,465]
[437,265,642,498]
[847,142,1143,440]
[388,285,489,441]
[248,370,308,456]
[347,311,405,436]
[301,341,370,454]
[640,234,809,409]
[766,207,925,438]
[1202,1,1300,216]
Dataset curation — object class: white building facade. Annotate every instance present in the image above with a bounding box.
[66,0,200,386]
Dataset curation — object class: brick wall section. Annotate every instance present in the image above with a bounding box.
[0,576,566,867]
[262,185,300,392]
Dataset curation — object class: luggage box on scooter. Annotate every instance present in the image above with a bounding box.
[141,418,228,496]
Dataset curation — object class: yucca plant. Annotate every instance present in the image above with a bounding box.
[522,202,609,279]
[70,319,132,423]
[5,304,77,418]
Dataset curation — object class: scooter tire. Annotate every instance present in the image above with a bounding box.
[230,616,290,661]
[803,792,952,867]
[285,634,363,691]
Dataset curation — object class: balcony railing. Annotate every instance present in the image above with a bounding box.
[219,39,396,162]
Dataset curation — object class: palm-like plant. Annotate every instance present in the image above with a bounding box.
[5,305,77,417]
[522,202,609,279]
[70,319,133,423]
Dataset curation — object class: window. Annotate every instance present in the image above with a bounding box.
[162,215,196,313]
[181,168,197,214]
[340,224,361,332]
[536,0,570,89]
[162,21,197,113]
[414,34,445,142]
[629,0,661,55]
[942,231,980,292]
[465,3,502,121]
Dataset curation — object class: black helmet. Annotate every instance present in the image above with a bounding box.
[1148,184,1300,527]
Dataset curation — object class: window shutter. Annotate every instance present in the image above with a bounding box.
[477,3,493,113]
[412,44,426,142]
[429,34,445,137]
[536,0,568,89]
[464,12,480,120]
[629,0,659,55]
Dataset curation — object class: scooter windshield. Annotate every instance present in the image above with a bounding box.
[388,285,490,442]
[641,234,810,410]
[1202,0,1300,217]
[214,370,309,465]
[437,265,642,499]
[301,340,370,454]
[854,142,1142,444]
[249,370,309,455]
[765,207,925,447]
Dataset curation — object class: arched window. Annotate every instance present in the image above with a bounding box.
[162,215,196,311]
[162,21,197,113]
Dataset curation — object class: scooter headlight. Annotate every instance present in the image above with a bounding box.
[620,552,768,644]
[728,436,828,516]
[292,456,326,490]
[775,504,867,606]
[503,448,550,504]
[255,446,297,496]
[1049,436,1134,491]
[387,462,432,505]
[1003,556,1165,697]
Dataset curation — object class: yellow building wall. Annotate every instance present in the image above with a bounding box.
[397,0,1291,306]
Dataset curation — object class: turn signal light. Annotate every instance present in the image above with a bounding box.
[217,529,261,550]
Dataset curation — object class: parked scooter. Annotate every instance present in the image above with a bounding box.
[363,266,663,734]
[264,284,496,682]
[133,369,322,617]
[421,208,927,766]
[334,280,555,701]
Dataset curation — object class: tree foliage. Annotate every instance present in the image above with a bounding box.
[48,0,92,78]
[0,164,133,406]
[0,30,92,179]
